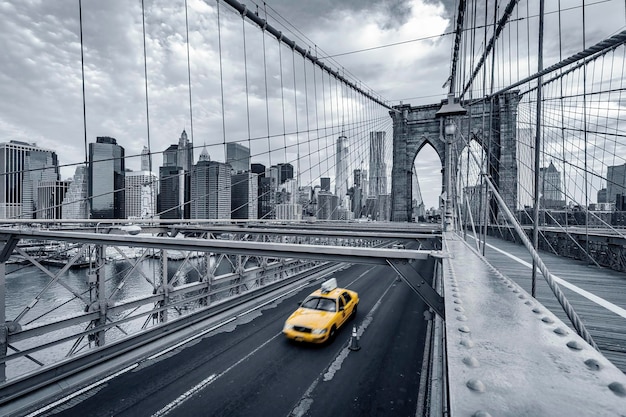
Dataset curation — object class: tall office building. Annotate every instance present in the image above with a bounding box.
[231,171,258,219]
[141,146,151,171]
[539,161,564,209]
[191,147,231,219]
[89,136,125,219]
[335,135,349,202]
[226,143,251,174]
[317,191,338,220]
[62,166,89,219]
[368,132,387,197]
[0,141,59,219]
[159,130,193,219]
[37,180,69,219]
[320,177,331,192]
[125,170,157,219]
[607,163,626,206]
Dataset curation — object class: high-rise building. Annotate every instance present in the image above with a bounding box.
[141,146,151,171]
[317,191,338,220]
[539,161,565,209]
[270,163,294,185]
[62,166,89,219]
[227,143,251,174]
[258,176,276,220]
[335,135,349,203]
[125,171,157,219]
[37,180,69,219]
[0,141,60,219]
[231,171,258,219]
[598,188,608,204]
[368,132,387,197]
[607,163,626,206]
[191,147,231,219]
[159,166,182,219]
[320,177,331,192]
[89,136,125,219]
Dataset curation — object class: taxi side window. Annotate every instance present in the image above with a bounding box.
[338,296,345,311]
[342,291,352,303]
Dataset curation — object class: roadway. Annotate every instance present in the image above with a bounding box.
[26,255,430,416]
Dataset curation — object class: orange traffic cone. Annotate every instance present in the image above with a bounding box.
[348,326,360,351]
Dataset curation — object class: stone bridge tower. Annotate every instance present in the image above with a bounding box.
[390,91,521,222]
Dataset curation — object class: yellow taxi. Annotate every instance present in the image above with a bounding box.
[283,278,359,344]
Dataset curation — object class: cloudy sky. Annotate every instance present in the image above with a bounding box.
[0,0,624,210]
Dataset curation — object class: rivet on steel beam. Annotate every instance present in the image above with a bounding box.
[466,379,486,392]
[458,325,470,333]
[524,300,533,306]
[472,410,493,417]
[584,359,601,371]
[463,356,480,367]
[541,316,554,324]
[566,340,583,351]
[457,315,468,322]
[512,289,520,293]
[454,299,463,304]
[454,306,464,312]
[532,308,542,314]
[608,382,626,397]
[518,294,526,299]
[460,338,475,348]
[452,293,461,298]
[553,327,568,336]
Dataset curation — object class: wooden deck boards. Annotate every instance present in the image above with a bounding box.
[469,235,626,374]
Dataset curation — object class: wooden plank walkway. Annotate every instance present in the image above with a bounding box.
[465,234,626,374]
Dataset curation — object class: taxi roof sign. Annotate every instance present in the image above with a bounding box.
[321,278,337,293]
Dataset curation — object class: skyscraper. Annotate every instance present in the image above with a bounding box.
[125,171,157,219]
[62,166,89,219]
[368,132,387,197]
[141,146,151,171]
[539,161,564,209]
[0,141,59,219]
[89,136,125,219]
[191,147,231,219]
[37,180,69,219]
[227,143,251,174]
[607,163,626,206]
[231,171,258,219]
[335,135,349,203]
[159,130,193,219]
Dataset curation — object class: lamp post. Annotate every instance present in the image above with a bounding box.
[436,93,467,232]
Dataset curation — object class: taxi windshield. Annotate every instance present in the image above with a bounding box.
[301,297,336,312]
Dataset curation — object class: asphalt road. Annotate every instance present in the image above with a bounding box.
[43,260,430,417]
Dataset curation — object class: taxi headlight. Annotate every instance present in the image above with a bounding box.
[283,323,294,331]
[311,328,327,335]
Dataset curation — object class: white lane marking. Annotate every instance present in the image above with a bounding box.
[148,280,318,360]
[152,332,282,417]
[289,275,397,417]
[25,364,139,417]
[482,239,626,319]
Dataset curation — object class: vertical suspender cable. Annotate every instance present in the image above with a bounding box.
[303,55,312,188]
[292,47,299,187]
[142,0,154,218]
[262,4,272,174]
[184,0,194,146]
[216,0,227,161]
[532,0,545,298]
[78,0,90,218]
[582,0,590,262]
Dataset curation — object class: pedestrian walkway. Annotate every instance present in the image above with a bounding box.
[468,233,626,373]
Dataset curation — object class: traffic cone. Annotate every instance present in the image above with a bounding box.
[348,326,361,351]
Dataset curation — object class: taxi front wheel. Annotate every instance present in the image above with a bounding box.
[327,326,337,343]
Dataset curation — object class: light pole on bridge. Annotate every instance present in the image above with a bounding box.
[436,93,466,232]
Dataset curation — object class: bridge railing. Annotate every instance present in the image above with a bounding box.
[0,223,440,405]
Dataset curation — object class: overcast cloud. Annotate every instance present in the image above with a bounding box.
[0,0,623,209]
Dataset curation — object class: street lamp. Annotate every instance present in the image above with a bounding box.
[436,93,467,232]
